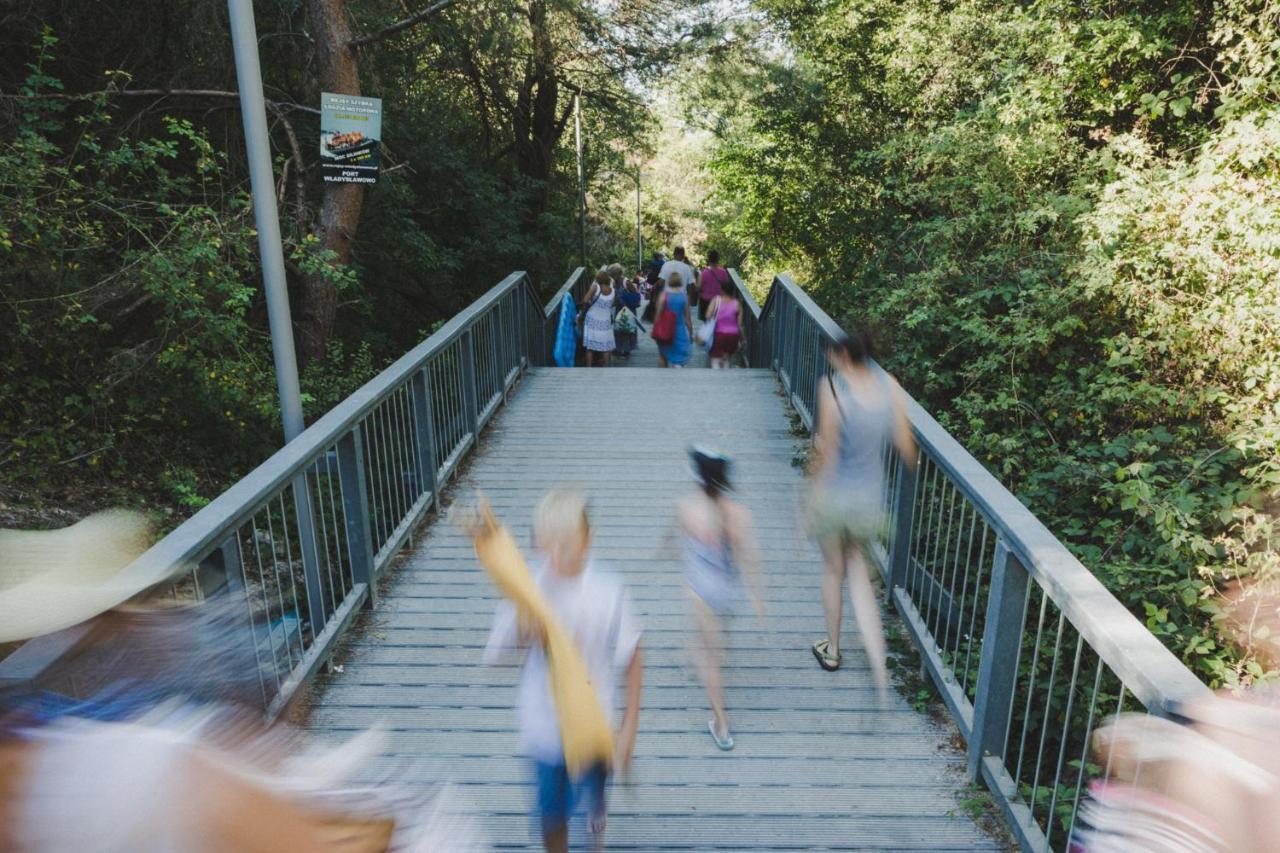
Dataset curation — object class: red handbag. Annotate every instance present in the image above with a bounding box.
[651,308,676,344]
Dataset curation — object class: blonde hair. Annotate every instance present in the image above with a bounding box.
[594,269,611,287]
[533,487,590,549]
[667,271,683,288]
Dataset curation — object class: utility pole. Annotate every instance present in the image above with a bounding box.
[574,94,586,269]
[227,0,305,443]
[635,169,642,273]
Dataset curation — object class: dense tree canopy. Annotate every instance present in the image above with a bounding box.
[3,0,1277,688]
[699,0,1279,685]
[0,0,719,520]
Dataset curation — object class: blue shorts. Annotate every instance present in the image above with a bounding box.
[534,760,609,836]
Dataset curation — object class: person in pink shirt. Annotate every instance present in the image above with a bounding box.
[696,250,730,320]
[705,276,745,369]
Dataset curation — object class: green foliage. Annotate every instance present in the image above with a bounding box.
[702,0,1280,687]
[1,42,279,511]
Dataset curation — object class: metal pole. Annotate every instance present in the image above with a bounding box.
[574,94,586,269]
[227,0,305,443]
[635,169,642,273]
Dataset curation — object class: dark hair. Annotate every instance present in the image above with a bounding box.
[829,328,876,364]
[721,276,738,300]
[707,249,720,265]
[673,246,686,260]
[689,448,732,497]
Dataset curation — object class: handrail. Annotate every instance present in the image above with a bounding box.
[753,272,1210,851]
[2,270,554,718]
[727,269,767,369]
[544,266,589,318]
[119,272,538,592]
[540,267,590,366]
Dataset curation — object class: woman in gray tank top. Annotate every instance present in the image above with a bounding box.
[807,330,916,696]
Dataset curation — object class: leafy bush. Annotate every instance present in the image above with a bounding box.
[703,0,1280,686]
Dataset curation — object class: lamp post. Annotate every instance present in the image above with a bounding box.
[634,168,642,274]
[227,0,304,443]
[574,94,586,269]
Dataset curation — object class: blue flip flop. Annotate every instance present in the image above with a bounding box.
[708,719,735,751]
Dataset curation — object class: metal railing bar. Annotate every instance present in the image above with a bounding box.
[1045,633,1086,848]
[1067,660,1106,841]
[362,415,385,550]
[1015,588,1050,785]
[929,481,960,646]
[381,400,404,541]
[264,582,369,721]
[246,519,282,693]
[235,534,273,706]
[951,506,980,668]
[310,471,337,618]
[113,274,534,594]
[915,460,943,607]
[276,493,307,651]
[1029,610,1068,822]
[323,450,351,595]
[892,586,976,737]
[961,521,992,694]
[383,398,408,528]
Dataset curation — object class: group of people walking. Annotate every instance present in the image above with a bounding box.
[471,327,917,852]
[578,247,746,369]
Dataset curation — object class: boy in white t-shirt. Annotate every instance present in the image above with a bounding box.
[484,488,643,853]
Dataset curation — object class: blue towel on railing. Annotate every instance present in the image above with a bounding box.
[553,293,577,367]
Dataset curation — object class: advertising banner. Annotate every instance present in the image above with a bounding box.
[320,93,382,184]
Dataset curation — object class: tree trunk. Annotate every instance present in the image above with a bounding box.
[300,0,365,368]
[513,0,559,223]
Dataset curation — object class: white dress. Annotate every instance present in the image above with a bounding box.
[582,288,617,353]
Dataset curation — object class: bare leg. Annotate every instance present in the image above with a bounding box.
[821,540,847,656]
[846,544,889,696]
[658,353,668,367]
[690,594,728,733]
[543,826,568,853]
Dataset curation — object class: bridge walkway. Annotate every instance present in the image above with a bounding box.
[306,365,1003,850]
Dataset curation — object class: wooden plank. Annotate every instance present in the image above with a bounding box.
[307,367,1007,851]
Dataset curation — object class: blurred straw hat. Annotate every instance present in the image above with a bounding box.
[0,510,154,643]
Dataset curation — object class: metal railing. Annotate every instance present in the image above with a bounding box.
[745,274,1210,851]
[2,272,551,717]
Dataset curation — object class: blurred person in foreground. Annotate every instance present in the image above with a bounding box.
[1072,580,1280,852]
[677,448,766,750]
[0,511,485,852]
[478,488,643,853]
[807,330,916,698]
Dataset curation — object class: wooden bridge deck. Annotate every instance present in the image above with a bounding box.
[307,357,1005,850]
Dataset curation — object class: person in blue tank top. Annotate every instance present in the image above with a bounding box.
[654,271,693,367]
[806,329,917,699]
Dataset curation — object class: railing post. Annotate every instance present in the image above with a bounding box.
[409,368,439,511]
[460,328,481,443]
[336,425,377,609]
[786,293,800,395]
[968,539,1028,781]
[517,281,531,369]
[888,456,918,597]
[195,533,244,598]
[290,475,328,634]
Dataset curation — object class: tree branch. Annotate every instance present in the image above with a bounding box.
[347,0,460,49]
[0,89,320,116]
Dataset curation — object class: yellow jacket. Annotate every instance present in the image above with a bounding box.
[471,505,614,775]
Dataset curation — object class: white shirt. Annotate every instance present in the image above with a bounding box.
[484,557,641,762]
[658,259,696,288]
